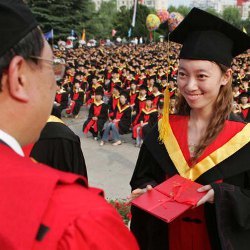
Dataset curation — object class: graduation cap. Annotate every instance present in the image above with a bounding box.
[239,92,249,99]
[95,89,104,96]
[161,75,168,81]
[113,84,122,92]
[130,80,138,85]
[169,8,250,67]
[139,84,148,91]
[146,95,154,101]
[0,0,38,57]
[120,91,129,100]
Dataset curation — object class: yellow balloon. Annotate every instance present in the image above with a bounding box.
[146,14,161,31]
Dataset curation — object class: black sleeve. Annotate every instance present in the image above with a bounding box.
[130,143,166,191]
[134,98,139,114]
[31,135,87,178]
[211,172,250,250]
[107,97,113,111]
[98,104,108,120]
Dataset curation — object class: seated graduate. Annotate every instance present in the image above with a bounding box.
[238,92,250,122]
[66,81,84,118]
[85,76,103,106]
[30,106,88,178]
[142,100,164,140]
[132,95,158,147]
[151,83,164,108]
[100,91,131,146]
[129,80,139,108]
[132,84,147,126]
[82,89,108,140]
[55,81,68,113]
[128,8,250,250]
[107,84,121,117]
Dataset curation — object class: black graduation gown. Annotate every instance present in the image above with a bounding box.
[31,116,87,178]
[82,102,108,136]
[108,95,120,115]
[130,118,250,250]
[55,90,68,111]
[239,104,250,123]
[71,89,84,115]
[112,103,132,134]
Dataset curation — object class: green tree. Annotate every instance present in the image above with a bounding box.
[26,0,95,39]
[204,7,220,17]
[89,0,118,40]
[175,5,191,17]
[114,4,151,39]
[222,6,241,28]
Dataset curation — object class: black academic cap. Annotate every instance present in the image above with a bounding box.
[130,80,137,85]
[153,82,161,89]
[0,0,38,57]
[169,8,250,67]
[146,95,154,101]
[139,84,148,91]
[161,75,167,80]
[113,84,122,92]
[95,89,104,96]
[120,91,129,100]
[239,92,249,99]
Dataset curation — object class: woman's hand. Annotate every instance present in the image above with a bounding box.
[196,185,215,207]
[127,185,153,203]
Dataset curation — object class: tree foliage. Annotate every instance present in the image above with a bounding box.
[222,6,241,28]
[26,0,95,39]
[25,1,250,41]
[114,4,151,39]
[168,5,191,16]
[88,0,118,40]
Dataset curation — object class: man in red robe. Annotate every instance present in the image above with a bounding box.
[0,1,138,249]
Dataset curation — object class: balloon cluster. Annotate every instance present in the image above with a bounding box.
[146,10,184,32]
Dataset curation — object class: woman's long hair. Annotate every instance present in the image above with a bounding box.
[176,64,233,164]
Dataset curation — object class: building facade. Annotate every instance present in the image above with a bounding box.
[93,0,167,11]
[190,0,237,13]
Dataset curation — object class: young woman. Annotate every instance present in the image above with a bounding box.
[129,8,250,250]
[100,91,131,146]
[132,95,158,147]
[82,90,108,139]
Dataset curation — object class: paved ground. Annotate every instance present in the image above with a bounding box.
[63,106,140,200]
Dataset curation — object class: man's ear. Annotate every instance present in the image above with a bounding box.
[7,56,30,102]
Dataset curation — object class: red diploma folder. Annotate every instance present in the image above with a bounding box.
[132,175,207,223]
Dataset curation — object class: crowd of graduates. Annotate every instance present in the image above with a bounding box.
[54,42,250,147]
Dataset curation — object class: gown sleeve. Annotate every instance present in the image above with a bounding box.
[211,171,250,250]
[130,143,167,191]
[58,208,139,250]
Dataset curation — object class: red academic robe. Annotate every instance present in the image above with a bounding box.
[0,144,139,250]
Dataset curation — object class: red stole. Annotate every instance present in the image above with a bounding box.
[73,92,79,101]
[168,115,245,250]
[55,93,62,103]
[83,103,103,134]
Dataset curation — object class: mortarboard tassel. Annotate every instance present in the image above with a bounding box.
[159,32,171,143]
[159,87,170,143]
